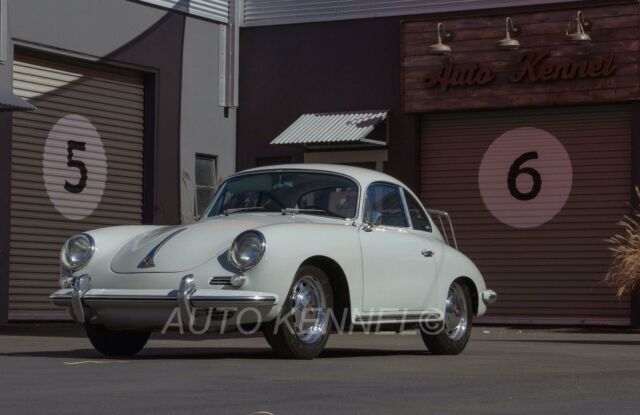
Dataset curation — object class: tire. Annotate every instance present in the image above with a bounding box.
[85,323,150,357]
[420,281,473,355]
[263,265,334,359]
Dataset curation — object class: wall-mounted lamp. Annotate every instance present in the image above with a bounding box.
[428,23,453,55]
[497,17,520,50]
[566,11,591,43]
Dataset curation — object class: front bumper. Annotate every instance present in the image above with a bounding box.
[482,289,498,305]
[49,275,279,329]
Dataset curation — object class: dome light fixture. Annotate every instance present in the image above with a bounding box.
[497,17,521,51]
[428,22,453,55]
[566,11,592,43]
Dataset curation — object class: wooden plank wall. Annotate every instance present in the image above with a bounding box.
[402,2,640,112]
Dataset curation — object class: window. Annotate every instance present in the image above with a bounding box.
[364,184,408,228]
[208,171,358,219]
[195,154,218,216]
[404,191,432,232]
[298,186,358,218]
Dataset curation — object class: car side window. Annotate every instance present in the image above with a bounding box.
[404,191,432,232]
[364,184,409,228]
[298,186,359,218]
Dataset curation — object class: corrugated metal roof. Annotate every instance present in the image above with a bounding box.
[138,0,229,23]
[271,111,388,145]
[0,89,36,112]
[242,0,575,27]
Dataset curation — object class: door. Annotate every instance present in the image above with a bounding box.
[9,50,145,320]
[359,183,438,312]
[421,105,631,325]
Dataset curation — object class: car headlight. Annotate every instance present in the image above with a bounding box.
[228,230,266,272]
[61,234,95,271]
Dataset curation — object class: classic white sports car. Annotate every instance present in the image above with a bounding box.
[50,164,496,359]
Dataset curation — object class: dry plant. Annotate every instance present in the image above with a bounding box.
[605,187,640,297]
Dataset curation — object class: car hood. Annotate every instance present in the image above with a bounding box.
[110,213,326,274]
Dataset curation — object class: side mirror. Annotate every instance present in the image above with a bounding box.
[363,211,382,232]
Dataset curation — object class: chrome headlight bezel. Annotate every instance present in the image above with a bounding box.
[61,234,95,272]
[228,230,266,272]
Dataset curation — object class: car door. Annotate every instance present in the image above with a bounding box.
[402,189,442,310]
[359,183,439,312]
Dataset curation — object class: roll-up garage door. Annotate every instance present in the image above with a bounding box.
[421,105,631,325]
[10,50,144,320]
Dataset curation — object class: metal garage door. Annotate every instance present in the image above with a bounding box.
[10,50,144,320]
[421,105,631,325]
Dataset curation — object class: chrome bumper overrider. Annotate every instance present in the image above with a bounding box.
[49,274,278,325]
[482,289,498,305]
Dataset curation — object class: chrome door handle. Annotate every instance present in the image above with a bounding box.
[421,249,435,258]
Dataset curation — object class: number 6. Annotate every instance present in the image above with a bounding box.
[507,151,542,201]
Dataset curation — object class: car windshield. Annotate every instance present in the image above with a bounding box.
[206,171,359,219]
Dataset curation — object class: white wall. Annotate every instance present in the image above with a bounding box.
[136,0,229,23]
[8,0,165,55]
[4,0,237,225]
[179,16,236,223]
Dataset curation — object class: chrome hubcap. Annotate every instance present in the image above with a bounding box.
[290,275,328,344]
[444,283,468,341]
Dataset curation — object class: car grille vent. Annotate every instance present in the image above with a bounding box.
[209,276,232,286]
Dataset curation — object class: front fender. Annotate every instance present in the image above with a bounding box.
[241,222,363,318]
[73,225,166,279]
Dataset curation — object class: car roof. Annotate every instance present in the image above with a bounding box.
[233,163,405,188]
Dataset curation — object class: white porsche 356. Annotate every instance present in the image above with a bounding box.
[50,164,496,359]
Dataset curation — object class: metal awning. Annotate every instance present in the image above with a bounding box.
[0,90,36,112]
[270,110,388,146]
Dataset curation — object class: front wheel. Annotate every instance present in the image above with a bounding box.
[85,323,150,357]
[420,281,473,355]
[263,265,333,359]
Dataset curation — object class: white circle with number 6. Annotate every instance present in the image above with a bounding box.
[42,114,107,221]
[478,127,572,229]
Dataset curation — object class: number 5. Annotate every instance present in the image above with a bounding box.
[64,140,88,194]
[507,151,542,201]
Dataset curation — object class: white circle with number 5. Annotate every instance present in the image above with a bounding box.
[478,127,572,229]
[42,114,107,221]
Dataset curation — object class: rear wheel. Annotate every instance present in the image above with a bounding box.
[420,281,473,355]
[85,323,150,357]
[263,265,333,359]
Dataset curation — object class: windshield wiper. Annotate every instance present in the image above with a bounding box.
[223,207,267,216]
[281,208,346,219]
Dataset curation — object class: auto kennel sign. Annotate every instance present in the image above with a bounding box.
[401,4,640,113]
[424,51,616,91]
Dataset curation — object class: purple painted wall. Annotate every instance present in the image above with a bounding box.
[237,16,420,191]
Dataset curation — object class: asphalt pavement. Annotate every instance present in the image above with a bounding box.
[0,324,639,415]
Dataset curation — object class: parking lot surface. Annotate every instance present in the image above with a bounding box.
[0,324,639,414]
